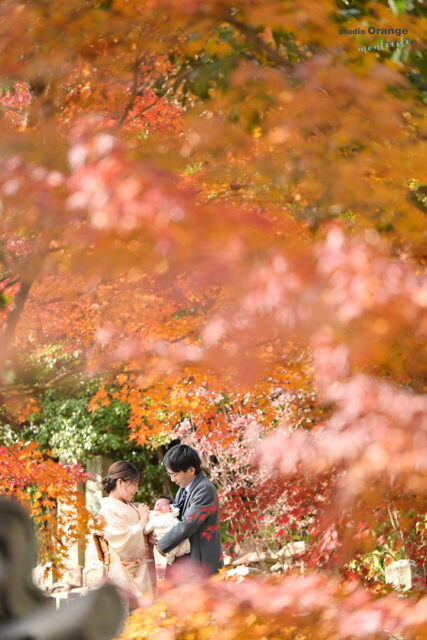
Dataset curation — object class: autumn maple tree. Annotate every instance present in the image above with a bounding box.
[0,0,426,637]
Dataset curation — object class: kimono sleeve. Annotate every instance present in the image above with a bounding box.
[99,505,144,560]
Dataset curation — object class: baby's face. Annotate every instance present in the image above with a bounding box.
[154,498,172,513]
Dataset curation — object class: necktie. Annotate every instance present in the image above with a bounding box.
[176,488,187,517]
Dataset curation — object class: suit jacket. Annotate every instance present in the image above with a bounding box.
[157,471,223,574]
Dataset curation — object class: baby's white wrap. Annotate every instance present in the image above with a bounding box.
[144,506,191,564]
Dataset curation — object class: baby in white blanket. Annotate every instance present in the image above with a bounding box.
[144,496,190,565]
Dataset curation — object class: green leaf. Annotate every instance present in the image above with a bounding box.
[0,293,11,309]
[388,0,406,16]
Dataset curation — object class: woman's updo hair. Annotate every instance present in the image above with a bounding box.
[102,461,140,495]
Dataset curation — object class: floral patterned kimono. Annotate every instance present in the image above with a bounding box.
[98,496,153,603]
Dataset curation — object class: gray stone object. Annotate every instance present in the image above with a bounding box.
[385,559,414,591]
[0,497,123,640]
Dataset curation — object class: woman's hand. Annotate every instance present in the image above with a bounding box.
[138,503,150,528]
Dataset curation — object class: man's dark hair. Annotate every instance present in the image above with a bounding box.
[163,444,201,474]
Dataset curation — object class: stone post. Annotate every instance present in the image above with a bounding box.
[0,497,122,640]
[385,559,415,591]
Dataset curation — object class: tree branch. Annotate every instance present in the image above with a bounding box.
[387,504,408,557]
[226,16,294,73]
[0,280,32,351]
[131,94,163,120]
[0,254,45,367]
[115,62,143,130]
[0,392,22,431]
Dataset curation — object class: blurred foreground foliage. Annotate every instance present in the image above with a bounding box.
[0,0,426,635]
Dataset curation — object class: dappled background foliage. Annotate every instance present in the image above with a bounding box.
[0,0,426,638]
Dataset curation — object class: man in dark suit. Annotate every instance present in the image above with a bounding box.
[156,444,223,575]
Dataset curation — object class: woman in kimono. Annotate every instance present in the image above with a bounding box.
[98,461,153,610]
